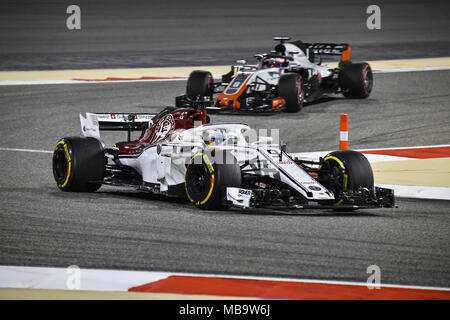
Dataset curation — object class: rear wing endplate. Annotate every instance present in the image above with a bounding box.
[289,41,352,61]
[304,43,352,61]
[80,112,156,141]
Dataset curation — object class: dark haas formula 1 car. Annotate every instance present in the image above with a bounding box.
[176,37,373,113]
[52,107,393,211]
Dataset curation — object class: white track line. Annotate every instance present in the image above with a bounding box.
[0,78,187,86]
[374,66,450,73]
[358,144,450,152]
[377,184,450,200]
[0,147,52,154]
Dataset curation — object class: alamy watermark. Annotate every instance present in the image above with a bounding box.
[366,264,381,289]
[66,265,81,289]
[66,5,81,30]
[187,123,281,165]
[366,5,381,30]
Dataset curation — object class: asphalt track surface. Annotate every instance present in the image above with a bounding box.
[1,0,450,70]
[0,0,449,289]
[0,70,449,288]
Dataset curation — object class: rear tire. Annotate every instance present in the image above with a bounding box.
[185,151,241,210]
[52,137,106,192]
[318,150,374,210]
[278,73,304,112]
[339,62,373,98]
[186,70,214,99]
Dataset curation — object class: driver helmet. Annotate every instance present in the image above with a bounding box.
[266,57,286,68]
[203,129,227,146]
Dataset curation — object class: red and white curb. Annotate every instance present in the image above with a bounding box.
[1,61,449,86]
[1,266,449,300]
[291,144,450,201]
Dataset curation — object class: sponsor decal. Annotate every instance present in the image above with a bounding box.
[238,189,251,197]
[225,73,251,95]
[227,187,252,208]
[82,126,96,133]
[277,161,293,165]
[149,114,175,143]
[308,186,322,191]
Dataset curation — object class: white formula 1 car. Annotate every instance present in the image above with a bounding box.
[52,107,393,211]
[176,37,373,113]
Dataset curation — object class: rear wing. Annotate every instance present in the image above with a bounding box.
[290,41,352,61]
[80,112,156,141]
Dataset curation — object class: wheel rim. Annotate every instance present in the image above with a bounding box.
[363,67,373,94]
[53,146,69,185]
[207,75,213,95]
[320,159,347,199]
[297,78,303,108]
[187,163,212,199]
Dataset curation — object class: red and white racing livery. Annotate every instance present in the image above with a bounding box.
[53,107,393,210]
[176,37,373,113]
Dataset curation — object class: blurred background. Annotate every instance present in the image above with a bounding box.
[1,0,449,70]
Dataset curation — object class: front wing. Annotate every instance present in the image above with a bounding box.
[225,186,395,210]
[176,95,284,114]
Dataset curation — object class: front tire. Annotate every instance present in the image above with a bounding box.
[339,62,373,98]
[186,70,214,99]
[52,137,106,192]
[185,151,241,210]
[278,73,304,112]
[318,150,374,210]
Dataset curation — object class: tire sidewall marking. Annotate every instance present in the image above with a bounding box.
[185,153,216,205]
[362,65,371,95]
[54,140,72,188]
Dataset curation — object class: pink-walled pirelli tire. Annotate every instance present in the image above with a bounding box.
[278,73,304,112]
[52,137,106,192]
[339,62,373,98]
[185,151,241,210]
[186,70,214,98]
